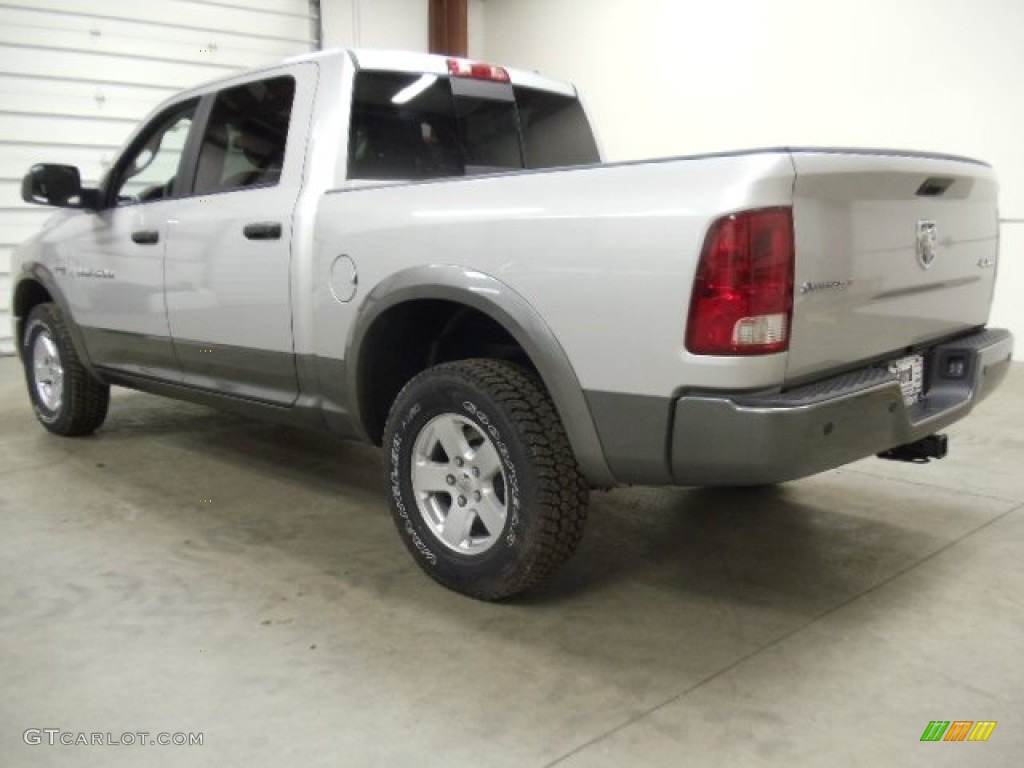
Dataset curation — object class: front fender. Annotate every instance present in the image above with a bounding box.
[346,265,615,486]
[12,262,100,378]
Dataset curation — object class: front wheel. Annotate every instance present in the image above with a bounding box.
[383,359,589,600]
[23,303,110,436]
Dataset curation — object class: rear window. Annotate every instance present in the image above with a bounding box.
[348,71,598,180]
[514,86,600,169]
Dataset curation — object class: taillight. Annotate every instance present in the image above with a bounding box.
[447,57,510,83]
[685,207,795,356]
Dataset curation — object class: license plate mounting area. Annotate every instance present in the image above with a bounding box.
[888,354,924,407]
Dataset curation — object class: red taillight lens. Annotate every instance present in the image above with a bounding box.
[447,57,510,83]
[685,207,795,356]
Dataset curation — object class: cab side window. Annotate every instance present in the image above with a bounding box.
[113,101,197,206]
[347,71,529,180]
[193,76,296,195]
[349,72,464,180]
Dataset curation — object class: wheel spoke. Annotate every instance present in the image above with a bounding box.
[32,330,64,411]
[413,461,453,494]
[430,416,471,463]
[473,492,506,536]
[441,503,475,548]
[41,335,58,361]
[471,440,503,482]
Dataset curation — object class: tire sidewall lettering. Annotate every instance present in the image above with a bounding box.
[388,424,438,566]
[461,399,521,546]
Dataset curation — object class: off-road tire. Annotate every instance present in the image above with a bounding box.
[383,358,589,600]
[23,303,109,436]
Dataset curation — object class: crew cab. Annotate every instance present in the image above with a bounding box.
[11,48,1013,599]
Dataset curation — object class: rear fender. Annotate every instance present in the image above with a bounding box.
[347,265,615,486]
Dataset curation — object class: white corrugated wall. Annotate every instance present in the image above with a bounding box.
[0,0,320,355]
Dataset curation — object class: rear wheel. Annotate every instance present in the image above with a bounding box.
[23,303,109,436]
[383,359,589,600]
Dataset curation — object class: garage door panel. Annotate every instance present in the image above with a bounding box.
[4,210,52,234]
[0,182,27,209]
[0,75,176,123]
[0,270,11,315]
[2,211,56,248]
[0,113,136,150]
[204,0,318,15]
[14,0,316,43]
[0,0,318,356]
[0,319,11,354]
[2,46,234,89]
[1,6,314,57]
[0,10,313,71]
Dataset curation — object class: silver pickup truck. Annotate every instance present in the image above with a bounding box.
[12,49,1014,599]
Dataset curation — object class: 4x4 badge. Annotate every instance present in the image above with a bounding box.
[916,220,938,269]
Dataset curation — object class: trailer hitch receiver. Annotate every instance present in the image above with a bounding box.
[877,434,948,464]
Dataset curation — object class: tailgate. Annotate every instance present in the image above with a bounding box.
[787,150,999,383]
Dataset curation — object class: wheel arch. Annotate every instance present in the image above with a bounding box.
[346,265,615,486]
[12,265,97,375]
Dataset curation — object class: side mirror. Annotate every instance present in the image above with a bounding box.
[21,164,98,209]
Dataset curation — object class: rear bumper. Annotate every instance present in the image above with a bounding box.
[588,328,1014,487]
[671,328,1013,485]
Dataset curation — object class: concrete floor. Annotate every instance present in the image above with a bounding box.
[1,357,1022,768]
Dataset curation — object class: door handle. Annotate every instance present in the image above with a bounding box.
[131,230,160,245]
[243,222,282,240]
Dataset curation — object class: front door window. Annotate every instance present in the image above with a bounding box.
[113,103,196,205]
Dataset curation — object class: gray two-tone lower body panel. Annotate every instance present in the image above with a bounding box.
[588,328,1014,487]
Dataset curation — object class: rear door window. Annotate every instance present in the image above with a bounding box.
[193,76,296,195]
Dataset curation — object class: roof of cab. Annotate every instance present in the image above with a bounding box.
[283,47,577,97]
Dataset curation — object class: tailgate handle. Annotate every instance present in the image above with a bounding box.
[131,229,159,245]
[916,177,955,197]
[243,222,282,240]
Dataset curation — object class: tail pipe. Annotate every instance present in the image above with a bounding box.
[877,434,948,464]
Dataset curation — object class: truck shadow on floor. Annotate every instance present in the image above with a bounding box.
[85,392,963,613]
[531,483,946,610]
